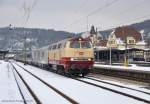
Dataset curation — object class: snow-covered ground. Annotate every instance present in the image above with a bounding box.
[80,78,150,101]
[0,60,34,104]
[13,63,71,104]
[9,61,149,104]
[94,63,150,72]
[87,76,150,93]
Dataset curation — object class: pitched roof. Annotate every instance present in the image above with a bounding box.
[114,26,142,42]
[97,39,107,47]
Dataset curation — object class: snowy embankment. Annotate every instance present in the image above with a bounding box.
[12,61,147,104]
[94,63,150,72]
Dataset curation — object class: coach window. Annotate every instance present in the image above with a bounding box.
[49,46,52,50]
[63,42,66,48]
[53,45,57,50]
[42,52,44,57]
[58,43,61,49]
[38,51,40,58]
[34,52,36,58]
[61,42,66,48]
[70,41,80,48]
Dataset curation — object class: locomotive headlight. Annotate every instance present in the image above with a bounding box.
[71,58,74,61]
[88,58,91,61]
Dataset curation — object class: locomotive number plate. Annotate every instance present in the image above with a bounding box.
[79,52,84,55]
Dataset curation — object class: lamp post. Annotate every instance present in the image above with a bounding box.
[110,46,112,65]
[24,30,27,65]
[124,34,128,67]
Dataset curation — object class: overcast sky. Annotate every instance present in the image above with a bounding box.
[0,0,150,33]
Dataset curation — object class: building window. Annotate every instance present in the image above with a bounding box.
[128,40,134,44]
[109,40,115,44]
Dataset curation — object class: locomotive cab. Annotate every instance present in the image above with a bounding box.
[61,37,94,76]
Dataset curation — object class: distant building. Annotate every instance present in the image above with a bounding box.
[81,26,150,62]
[0,50,9,60]
[81,26,105,47]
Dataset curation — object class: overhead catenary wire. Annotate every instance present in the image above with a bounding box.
[63,0,120,31]
[73,0,89,14]
[96,13,150,31]
[94,0,147,27]
[22,0,38,25]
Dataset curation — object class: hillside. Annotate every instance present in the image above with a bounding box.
[0,20,150,51]
[0,27,73,51]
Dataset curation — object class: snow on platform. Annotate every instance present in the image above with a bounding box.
[94,63,150,72]
[0,60,24,104]
[14,61,147,104]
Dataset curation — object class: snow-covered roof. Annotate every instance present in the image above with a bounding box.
[94,46,107,50]
[5,54,15,58]
[97,32,103,38]
[140,30,144,34]
[116,38,124,44]
[136,41,146,45]
[110,29,115,35]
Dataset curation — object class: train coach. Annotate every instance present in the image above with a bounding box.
[31,37,94,76]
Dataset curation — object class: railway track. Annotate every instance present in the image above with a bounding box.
[73,77,150,104]
[11,62,79,104]
[85,76,150,95]
[12,61,150,104]
[11,63,41,104]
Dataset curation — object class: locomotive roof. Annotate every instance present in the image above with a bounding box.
[33,36,87,51]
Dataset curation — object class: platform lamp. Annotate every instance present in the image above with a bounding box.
[109,44,112,65]
[124,32,128,67]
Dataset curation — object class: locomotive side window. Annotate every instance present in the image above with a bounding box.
[70,41,80,48]
[49,46,52,50]
[81,41,91,48]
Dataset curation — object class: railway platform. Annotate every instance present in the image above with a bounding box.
[93,63,150,83]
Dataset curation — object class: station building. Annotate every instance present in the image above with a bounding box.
[84,26,150,63]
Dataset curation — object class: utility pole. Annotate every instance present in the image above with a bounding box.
[95,27,98,46]
[124,31,128,67]
[24,30,27,65]
[86,16,89,32]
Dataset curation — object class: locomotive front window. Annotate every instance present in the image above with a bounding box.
[70,41,80,48]
[81,41,91,48]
